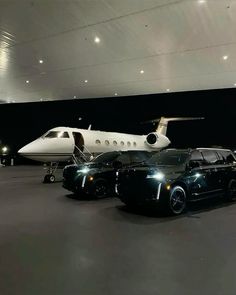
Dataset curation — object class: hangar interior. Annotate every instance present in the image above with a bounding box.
[1,1,236,294]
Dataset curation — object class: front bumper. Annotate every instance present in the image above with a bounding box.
[116,173,170,206]
[63,174,91,195]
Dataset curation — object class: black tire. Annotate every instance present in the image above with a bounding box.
[93,180,109,198]
[43,175,50,183]
[43,174,55,183]
[167,185,187,215]
[226,179,236,201]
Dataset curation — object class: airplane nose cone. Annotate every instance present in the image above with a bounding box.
[18,145,29,154]
[18,137,74,162]
[18,140,45,160]
[18,142,37,155]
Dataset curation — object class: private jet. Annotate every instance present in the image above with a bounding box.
[18,117,203,183]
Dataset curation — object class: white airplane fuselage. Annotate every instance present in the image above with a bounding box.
[18,126,170,162]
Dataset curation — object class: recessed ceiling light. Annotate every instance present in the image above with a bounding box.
[26,80,29,84]
[39,59,44,64]
[166,89,170,92]
[234,83,236,86]
[84,80,88,83]
[140,70,144,74]
[12,100,15,103]
[40,98,43,101]
[94,36,100,43]
[73,95,77,99]
[114,93,118,96]
[198,0,206,3]
[223,55,228,60]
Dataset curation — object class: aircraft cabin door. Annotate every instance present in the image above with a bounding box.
[72,132,84,155]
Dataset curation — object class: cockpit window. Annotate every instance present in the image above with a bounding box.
[147,150,189,166]
[44,131,69,138]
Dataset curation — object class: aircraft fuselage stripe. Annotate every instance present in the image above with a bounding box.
[20,153,73,156]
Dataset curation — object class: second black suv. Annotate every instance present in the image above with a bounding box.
[63,150,153,198]
[116,148,236,215]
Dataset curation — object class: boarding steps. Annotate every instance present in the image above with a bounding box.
[72,145,93,164]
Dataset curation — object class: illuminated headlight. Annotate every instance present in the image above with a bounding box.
[146,172,165,180]
[76,167,90,174]
[195,172,201,178]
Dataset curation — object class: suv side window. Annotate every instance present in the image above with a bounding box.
[190,151,204,162]
[219,150,236,164]
[189,150,205,167]
[215,151,224,164]
[201,150,218,165]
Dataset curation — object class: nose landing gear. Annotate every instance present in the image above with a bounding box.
[43,162,59,183]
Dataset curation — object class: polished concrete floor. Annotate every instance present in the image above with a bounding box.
[0,166,236,295]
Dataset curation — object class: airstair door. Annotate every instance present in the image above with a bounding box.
[72,132,84,155]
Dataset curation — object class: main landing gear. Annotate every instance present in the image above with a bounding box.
[43,162,59,183]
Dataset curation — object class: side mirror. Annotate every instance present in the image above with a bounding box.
[187,160,200,170]
[112,160,123,169]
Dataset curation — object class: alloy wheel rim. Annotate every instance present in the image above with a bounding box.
[170,187,186,214]
[95,183,107,197]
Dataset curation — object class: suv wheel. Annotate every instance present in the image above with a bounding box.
[226,179,236,201]
[93,180,108,198]
[168,185,187,215]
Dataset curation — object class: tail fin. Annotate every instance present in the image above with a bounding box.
[147,117,204,136]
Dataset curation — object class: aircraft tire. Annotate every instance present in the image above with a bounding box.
[48,175,56,183]
[43,174,55,183]
[43,175,49,183]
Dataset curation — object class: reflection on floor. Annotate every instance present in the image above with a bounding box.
[0,166,235,295]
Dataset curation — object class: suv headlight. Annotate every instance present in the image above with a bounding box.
[146,172,165,180]
[76,167,90,174]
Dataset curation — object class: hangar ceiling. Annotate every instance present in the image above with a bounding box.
[0,0,236,103]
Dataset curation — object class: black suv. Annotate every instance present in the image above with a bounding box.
[63,150,153,198]
[116,148,236,215]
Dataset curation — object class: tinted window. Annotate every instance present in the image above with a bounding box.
[219,150,236,164]
[215,151,224,164]
[147,150,189,166]
[44,131,69,138]
[190,151,204,162]
[201,150,218,164]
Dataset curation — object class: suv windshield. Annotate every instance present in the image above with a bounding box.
[147,150,189,166]
[92,152,120,164]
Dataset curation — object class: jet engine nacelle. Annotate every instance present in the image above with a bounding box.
[145,132,171,149]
